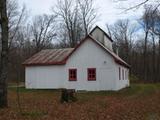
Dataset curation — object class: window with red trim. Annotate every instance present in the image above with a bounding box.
[88,68,96,81]
[69,69,77,81]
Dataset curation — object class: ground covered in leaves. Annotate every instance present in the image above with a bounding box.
[0,84,160,120]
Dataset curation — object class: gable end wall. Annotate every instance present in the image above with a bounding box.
[64,38,117,90]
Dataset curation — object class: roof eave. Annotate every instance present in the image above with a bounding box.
[88,35,131,68]
[22,61,66,66]
[114,59,131,68]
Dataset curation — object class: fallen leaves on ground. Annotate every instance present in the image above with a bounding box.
[0,84,160,120]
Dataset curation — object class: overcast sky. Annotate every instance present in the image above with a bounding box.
[18,0,147,29]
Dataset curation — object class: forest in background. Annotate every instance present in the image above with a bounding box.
[1,0,160,83]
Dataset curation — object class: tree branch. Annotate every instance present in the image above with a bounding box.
[119,0,150,12]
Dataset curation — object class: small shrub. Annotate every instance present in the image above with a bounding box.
[60,89,77,103]
[130,74,140,83]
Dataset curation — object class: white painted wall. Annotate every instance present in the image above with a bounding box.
[104,36,113,51]
[25,38,129,91]
[114,64,130,90]
[25,66,65,89]
[91,28,104,43]
[91,28,113,51]
[64,38,117,91]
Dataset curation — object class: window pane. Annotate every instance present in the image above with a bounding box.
[69,69,77,81]
[88,68,96,80]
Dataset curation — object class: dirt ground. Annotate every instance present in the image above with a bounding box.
[0,84,160,120]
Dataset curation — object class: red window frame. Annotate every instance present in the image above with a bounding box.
[69,69,77,81]
[88,68,96,81]
[119,67,121,80]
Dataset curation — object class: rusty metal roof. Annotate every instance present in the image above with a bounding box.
[23,48,74,66]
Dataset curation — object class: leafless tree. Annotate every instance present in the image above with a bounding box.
[53,0,97,47]
[0,0,27,49]
[78,0,97,36]
[7,0,27,49]
[139,6,151,81]
[53,0,82,47]
[30,14,57,52]
[107,4,160,82]
[0,0,9,108]
[115,0,160,12]
[106,24,112,39]
[106,19,136,63]
[146,5,160,81]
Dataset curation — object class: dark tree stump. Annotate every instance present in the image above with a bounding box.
[61,89,77,103]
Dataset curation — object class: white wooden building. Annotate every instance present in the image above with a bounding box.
[23,26,130,91]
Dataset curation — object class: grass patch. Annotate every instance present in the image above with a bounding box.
[3,83,160,120]
[146,113,160,120]
[77,83,160,99]
[116,85,141,96]
[119,83,160,98]
[116,84,160,97]
[8,83,160,98]
[8,87,39,92]
[8,86,61,93]
[77,84,142,97]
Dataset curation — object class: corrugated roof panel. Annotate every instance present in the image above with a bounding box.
[23,48,74,65]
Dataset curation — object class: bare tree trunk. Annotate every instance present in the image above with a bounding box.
[151,33,156,82]
[143,31,148,81]
[0,0,9,108]
[158,36,160,82]
[124,35,129,63]
[83,18,88,36]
